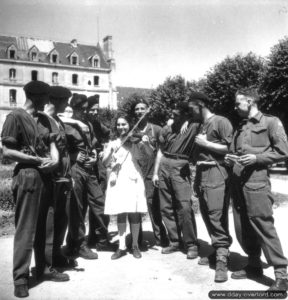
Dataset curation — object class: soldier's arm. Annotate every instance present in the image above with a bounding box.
[38,141,59,173]
[2,145,42,165]
[152,149,163,187]
[256,117,288,165]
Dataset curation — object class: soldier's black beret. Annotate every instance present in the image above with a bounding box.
[70,93,88,109]
[87,95,99,109]
[23,81,50,97]
[49,86,71,101]
[187,90,210,104]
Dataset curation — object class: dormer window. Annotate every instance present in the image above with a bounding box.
[49,49,59,64]
[90,54,100,68]
[7,44,17,59]
[28,46,39,62]
[69,52,79,65]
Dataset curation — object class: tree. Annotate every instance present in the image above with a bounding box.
[259,37,288,122]
[202,52,265,125]
[149,75,189,125]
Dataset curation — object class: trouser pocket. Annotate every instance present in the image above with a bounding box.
[243,181,273,218]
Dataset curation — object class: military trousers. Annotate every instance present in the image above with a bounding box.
[12,166,52,285]
[194,164,232,251]
[158,157,197,248]
[87,159,109,245]
[45,180,71,265]
[231,167,287,278]
[67,163,108,249]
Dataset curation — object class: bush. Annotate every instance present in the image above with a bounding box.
[0,164,14,211]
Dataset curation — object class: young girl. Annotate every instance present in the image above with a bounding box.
[103,114,147,259]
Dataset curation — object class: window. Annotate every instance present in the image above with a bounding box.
[52,54,58,63]
[72,56,78,65]
[9,68,16,80]
[31,70,38,81]
[31,52,37,61]
[9,89,17,106]
[72,74,78,85]
[93,58,99,68]
[9,50,15,59]
[7,45,17,59]
[94,76,99,86]
[52,72,58,84]
[88,80,91,85]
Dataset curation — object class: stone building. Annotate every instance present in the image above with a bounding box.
[0,34,117,133]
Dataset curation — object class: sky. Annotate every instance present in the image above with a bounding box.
[0,0,288,88]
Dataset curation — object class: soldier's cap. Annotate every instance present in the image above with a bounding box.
[70,93,88,109]
[23,81,50,98]
[186,90,210,105]
[87,95,100,110]
[49,86,72,102]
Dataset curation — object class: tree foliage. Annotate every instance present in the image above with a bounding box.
[202,52,265,125]
[259,36,288,123]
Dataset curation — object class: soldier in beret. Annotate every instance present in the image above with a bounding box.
[86,95,112,250]
[45,86,78,269]
[152,102,199,259]
[186,90,233,283]
[63,94,109,259]
[1,81,69,298]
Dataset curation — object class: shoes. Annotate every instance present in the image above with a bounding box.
[132,246,142,259]
[187,246,198,259]
[41,267,70,282]
[96,242,118,252]
[78,245,98,260]
[215,260,228,282]
[231,266,263,280]
[161,244,180,254]
[14,284,29,298]
[53,255,78,269]
[111,249,127,260]
[268,278,288,291]
[62,246,79,258]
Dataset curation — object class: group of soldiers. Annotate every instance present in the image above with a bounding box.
[1,80,288,298]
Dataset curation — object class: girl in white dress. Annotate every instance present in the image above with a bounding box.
[103,114,148,259]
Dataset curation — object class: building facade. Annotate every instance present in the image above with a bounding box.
[0,34,117,134]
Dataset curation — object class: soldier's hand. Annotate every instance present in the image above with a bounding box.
[76,152,86,163]
[152,174,159,187]
[195,134,208,147]
[224,154,238,166]
[238,154,257,166]
[180,121,189,135]
[38,158,58,173]
[141,135,150,144]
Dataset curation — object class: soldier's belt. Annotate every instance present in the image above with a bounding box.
[196,161,217,166]
[164,152,189,160]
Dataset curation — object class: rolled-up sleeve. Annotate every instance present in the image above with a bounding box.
[1,114,19,148]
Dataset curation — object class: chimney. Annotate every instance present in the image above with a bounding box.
[70,39,78,48]
[103,35,113,60]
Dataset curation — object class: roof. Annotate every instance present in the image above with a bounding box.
[117,86,152,102]
[0,35,110,69]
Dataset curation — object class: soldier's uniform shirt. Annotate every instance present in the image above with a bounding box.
[1,108,58,284]
[157,122,199,247]
[230,111,288,277]
[64,118,108,248]
[192,115,233,163]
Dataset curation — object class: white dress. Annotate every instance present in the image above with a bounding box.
[104,139,148,215]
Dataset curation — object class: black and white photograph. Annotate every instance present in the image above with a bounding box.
[0,0,288,299]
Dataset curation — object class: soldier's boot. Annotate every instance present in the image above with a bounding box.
[215,257,228,282]
[214,248,229,283]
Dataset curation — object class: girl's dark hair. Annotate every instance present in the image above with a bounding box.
[113,112,132,136]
